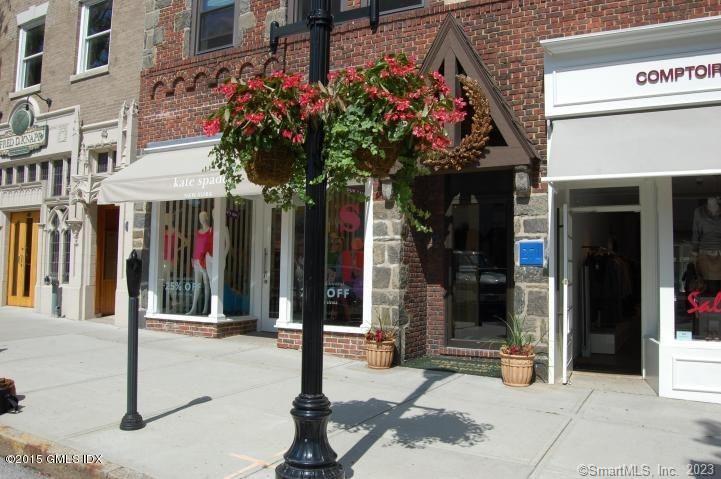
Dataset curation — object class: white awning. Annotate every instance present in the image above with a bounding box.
[546,105,721,182]
[98,143,263,204]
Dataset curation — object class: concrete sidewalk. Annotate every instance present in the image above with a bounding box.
[0,307,720,479]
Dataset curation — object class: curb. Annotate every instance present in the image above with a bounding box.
[0,424,154,479]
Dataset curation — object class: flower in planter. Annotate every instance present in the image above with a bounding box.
[322,53,466,231]
[204,73,323,209]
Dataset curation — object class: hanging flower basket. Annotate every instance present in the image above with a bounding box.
[354,138,401,178]
[204,72,319,209]
[245,145,295,187]
[323,54,466,231]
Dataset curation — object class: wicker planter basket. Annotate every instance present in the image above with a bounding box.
[355,139,400,178]
[365,340,395,369]
[245,145,294,187]
[0,378,16,397]
[499,351,535,387]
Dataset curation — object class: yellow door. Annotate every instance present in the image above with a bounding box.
[7,211,39,307]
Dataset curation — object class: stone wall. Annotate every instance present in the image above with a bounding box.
[371,192,404,354]
[512,167,549,379]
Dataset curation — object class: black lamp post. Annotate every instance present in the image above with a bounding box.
[271,3,378,478]
[120,250,145,431]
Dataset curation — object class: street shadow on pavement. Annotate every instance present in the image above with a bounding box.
[693,420,721,478]
[329,370,493,477]
[145,395,212,424]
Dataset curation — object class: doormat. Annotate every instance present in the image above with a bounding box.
[403,355,501,378]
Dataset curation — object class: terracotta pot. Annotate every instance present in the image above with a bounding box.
[0,378,16,397]
[245,144,294,187]
[365,340,395,369]
[499,351,535,387]
[355,139,400,178]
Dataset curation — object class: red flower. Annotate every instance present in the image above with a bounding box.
[375,329,383,342]
[281,129,293,140]
[271,70,285,78]
[292,133,304,144]
[202,118,221,136]
[217,83,236,99]
[345,67,362,83]
[245,112,265,125]
[282,73,302,89]
[242,125,256,136]
[273,99,288,114]
[237,93,252,104]
[247,77,264,90]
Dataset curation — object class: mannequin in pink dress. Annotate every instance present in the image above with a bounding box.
[187,211,213,315]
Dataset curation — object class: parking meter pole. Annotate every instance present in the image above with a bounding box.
[120,250,145,431]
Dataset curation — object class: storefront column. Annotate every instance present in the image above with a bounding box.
[209,197,226,320]
[657,177,675,344]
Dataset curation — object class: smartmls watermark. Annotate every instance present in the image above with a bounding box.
[577,463,715,477]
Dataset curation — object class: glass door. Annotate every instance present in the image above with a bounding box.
[259,205,282,331]
[448,199,510,346]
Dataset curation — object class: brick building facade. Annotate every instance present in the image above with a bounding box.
[129,0,721,378]
[0,0,144,324]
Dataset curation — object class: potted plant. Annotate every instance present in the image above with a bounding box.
[364,313,397,369]
[204,72,323,208]
[499,314,536,387]
[323,54,466,230]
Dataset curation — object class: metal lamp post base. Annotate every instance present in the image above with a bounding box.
[120,412,145,431]
[276,394,344,479]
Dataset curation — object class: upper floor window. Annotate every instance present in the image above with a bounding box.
[4,168,13,185]
[96,150,115,173]
[195,0,235,54]
[78,0,113,72]
[52,160,64,197]
[17,21,44,90]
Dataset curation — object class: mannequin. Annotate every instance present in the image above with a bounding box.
[206,208,230,306]
[187,211,213,315]
[692,197,721,287]
[691,197,721,340]
[162,212,187,312]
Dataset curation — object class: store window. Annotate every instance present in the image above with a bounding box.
[223,198,253,316]
[16,166,25,184]
[16,21,44,90]
[292,186,367,327]
[673,175,721,342]
[40,162,48,181]
[5,167,13,185]
[28,164,37,182]
[157,199,216,316]
[194,0,235,54]
[47,208,68,281]
[78,0,112,73]
[62,230,71,283]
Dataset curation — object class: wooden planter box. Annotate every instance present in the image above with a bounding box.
[365,340,395,369]
[499,351,535,387]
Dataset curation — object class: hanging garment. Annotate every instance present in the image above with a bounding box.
[192,228,213,269]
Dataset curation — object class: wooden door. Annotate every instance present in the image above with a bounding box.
[95,205,119,316]
[7,211,39,307]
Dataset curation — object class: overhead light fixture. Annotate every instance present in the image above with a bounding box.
[25,91,52,109]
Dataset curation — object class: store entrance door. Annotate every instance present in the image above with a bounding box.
[95,205,119,316]
[259,206,282,332]
[7,211,40,307]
